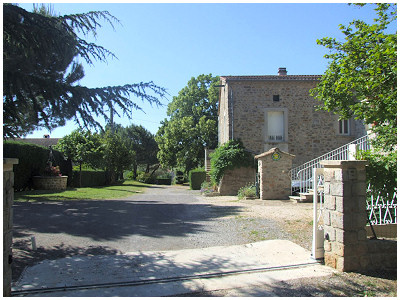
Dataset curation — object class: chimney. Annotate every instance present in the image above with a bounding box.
[278,67,287,76]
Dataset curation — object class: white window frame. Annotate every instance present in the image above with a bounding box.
[264,108,288,143]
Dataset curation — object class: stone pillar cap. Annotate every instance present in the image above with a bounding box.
[255,147,295,159]
[3,158,19,165]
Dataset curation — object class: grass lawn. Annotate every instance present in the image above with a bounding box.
[15,180,150,202]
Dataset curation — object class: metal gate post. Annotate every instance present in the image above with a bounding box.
[311,168,324,260]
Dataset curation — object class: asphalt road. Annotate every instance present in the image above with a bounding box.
[12,185,288,281]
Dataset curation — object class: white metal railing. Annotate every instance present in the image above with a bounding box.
[290,135,370,194]
[367,185,397,225]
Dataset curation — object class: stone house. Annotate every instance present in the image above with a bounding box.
[217,68,367,168]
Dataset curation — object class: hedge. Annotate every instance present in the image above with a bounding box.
[70,170,107,187]
[3,141,72,191]
[189,168,206,190]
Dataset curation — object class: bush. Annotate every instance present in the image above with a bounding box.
[209,139,255,185]
[70,170,107,187]
[358,150,397,199]
[200,181,217,195]
[238,183,257,200]
[136,171,156,184]
[3,141,72,191]
[174,170,185,184]
[189,168,206,190]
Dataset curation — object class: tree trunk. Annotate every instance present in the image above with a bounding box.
[79,162,82,188]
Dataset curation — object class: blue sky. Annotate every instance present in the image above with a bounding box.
[18,2,387,138]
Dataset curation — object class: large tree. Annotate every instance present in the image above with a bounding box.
[311,3,397,195]
[3,4,167,138]
[121,124,159,178]
[55,129,103,186]
[311,3,397,152]
[156,74,219,173]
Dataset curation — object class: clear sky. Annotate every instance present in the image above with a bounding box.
[17,1,386,138]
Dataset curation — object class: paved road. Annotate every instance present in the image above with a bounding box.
[12,185,288,281]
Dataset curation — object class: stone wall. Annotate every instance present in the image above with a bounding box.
[218,78,367,167]
[321,160,397,272]
[3,158,18,297]
[255,148,294,200]
[33,176,68,190]
[218,167,256,196]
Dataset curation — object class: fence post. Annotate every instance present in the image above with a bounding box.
[3,158,18,297]
[320,160,368,272]
[348,144,358,160]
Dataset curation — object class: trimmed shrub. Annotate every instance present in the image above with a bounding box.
[70,170,107,187]
[3,141,72,191]
[189,168,206,190]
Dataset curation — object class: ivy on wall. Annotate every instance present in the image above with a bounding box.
[209,139,255,185]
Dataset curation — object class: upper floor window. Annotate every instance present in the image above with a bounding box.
[339,119,350,135]
[265,108,287,142]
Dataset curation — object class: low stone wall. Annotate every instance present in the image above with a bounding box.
[33,176,68,190]
[366,239,397,272]
[366,224,397,239]
[218,167,256,196]
[321,160,397,273]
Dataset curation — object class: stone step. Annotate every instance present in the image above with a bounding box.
[299,192,314,203]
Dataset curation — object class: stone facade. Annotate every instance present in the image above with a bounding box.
[33,176,68,190]
[255,148,294,200]
[321,160,397,272]
[3,158,18,297]
[218,167,256,196]
[218,69,367,167]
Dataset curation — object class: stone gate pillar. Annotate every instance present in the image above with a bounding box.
[321,160,368,272]
[255,148,295,200]
[3,158,18,297]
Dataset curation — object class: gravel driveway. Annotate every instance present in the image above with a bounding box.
[12,185,311,282]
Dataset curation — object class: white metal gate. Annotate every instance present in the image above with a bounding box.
[311,168,324,260]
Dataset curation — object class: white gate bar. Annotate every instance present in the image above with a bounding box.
[312,168,324,260]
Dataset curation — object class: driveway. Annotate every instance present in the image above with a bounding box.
[12,185,299,282]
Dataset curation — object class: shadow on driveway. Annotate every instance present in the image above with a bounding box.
[13,199,242,241]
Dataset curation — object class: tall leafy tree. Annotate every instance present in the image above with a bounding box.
[121,124,159,178]
[156,74,219,173]
[311,3,397,195]
[55,129,103,186]
[311,3,397,152]
[3,4,167,138]
[101,129,136,184]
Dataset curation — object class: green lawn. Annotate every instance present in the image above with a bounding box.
[15,180,150,202]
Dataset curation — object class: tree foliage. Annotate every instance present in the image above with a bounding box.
[311,3,397,194]
[3,4,167,138]
[209,139,255,185]
[120,124,159,177]
[311,3,397,152]
[156,74,219,173]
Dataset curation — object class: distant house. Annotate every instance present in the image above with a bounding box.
[14,136,60,148]
[217,68,367,168]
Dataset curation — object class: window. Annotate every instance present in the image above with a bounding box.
[338,119,350,135]
[265,109,287,142]
[273,95,280,102]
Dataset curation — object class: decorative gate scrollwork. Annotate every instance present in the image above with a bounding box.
[312,168,325,260]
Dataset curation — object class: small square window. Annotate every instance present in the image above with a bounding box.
[273,95,280,102]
